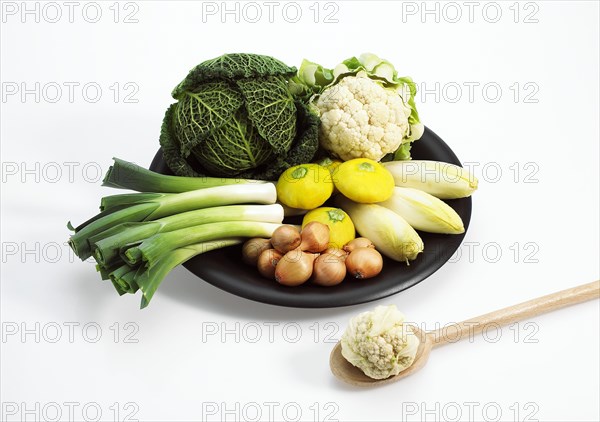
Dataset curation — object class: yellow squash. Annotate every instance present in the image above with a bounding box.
[276,164,333,210]
[334,158,394,203]
[302,207,355,249]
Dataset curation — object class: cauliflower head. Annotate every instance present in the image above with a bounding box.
[315,73,413,162]
[341,305,420,380]
[292,53,424,161]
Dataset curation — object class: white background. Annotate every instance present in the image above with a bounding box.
[1,1,599,421]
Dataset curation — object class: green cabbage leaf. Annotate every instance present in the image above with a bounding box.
[160,53,319,180]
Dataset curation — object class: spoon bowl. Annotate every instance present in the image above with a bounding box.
[330,325,433,387]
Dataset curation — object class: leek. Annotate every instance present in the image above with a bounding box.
[103,158,265,193]
[68,159,285,308]
[136,238,243,308]
[108,264,140,294]
[92,204,284,266]
[69,183,277,259]
[124,221,281,267]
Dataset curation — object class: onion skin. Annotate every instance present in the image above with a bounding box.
[345,247,383,279]
[242,238,272,266]
[257,249,283,279]
[299,221,330,253]
[343,237,375,253]
[312,253,346,286]
[271,225,301,254]
[324,247,348,260]
[275,250,317,286]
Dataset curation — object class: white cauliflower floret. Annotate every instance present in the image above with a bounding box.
[316,75,412,161]
[341,305,420,379]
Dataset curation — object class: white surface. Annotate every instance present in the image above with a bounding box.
[1,1,599,421]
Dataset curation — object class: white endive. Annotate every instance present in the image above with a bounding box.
[379,187,464,234]
[336,196,424,263]
[382,160,478,199]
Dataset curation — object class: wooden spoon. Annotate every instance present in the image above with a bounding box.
[330,280,600,387]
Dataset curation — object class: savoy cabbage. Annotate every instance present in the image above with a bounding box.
[160,53,319,180]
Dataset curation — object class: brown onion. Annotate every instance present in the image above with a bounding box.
[242,238,271,266]
[275,250,317,286]
[312,253,346,286]
[345,247,383,279]
[324,247,348,260]
[257,249,283,279]
[299,222,330,253]
[271,225,301,254]
[343,237,375,253]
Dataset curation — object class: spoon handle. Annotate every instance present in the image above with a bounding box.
[430,280,600,348]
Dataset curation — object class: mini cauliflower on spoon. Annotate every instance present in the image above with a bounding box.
[341,304,420,379]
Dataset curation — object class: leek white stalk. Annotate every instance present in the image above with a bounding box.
[92,204,284,267]
[379,187,464,234]
[124,221,282,267]
[280,203,309,217]
[69,183,277,259]
[382,160,478,199]
[336,196,424,263]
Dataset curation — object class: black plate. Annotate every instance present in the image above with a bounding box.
[150,127,472,308]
